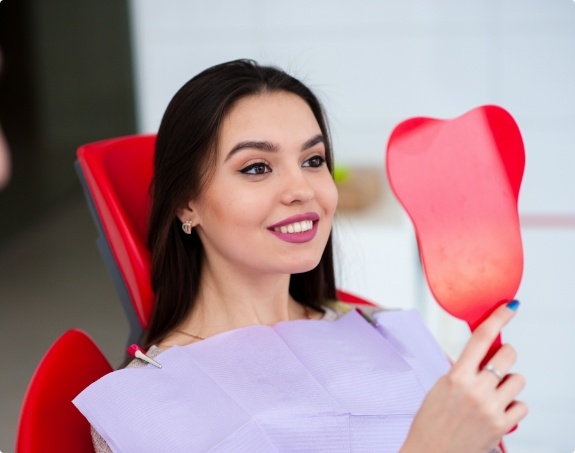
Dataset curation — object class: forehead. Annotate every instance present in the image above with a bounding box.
[218,91,321,149]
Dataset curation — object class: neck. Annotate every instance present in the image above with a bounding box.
[171,258,310,345]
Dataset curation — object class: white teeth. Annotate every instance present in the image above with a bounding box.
[274,220,313,234]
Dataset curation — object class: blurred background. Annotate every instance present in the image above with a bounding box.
[0,0,574,451]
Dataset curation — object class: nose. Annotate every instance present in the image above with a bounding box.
[280,167,314,205]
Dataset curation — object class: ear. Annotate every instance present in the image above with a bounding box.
[176,202,201,227]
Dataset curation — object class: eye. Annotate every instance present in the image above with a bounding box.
[302,155,325,168]
[240,162,272,175]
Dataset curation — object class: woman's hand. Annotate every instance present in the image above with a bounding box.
[400,301,528,453]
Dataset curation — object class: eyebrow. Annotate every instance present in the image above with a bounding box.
[224,134,325,162]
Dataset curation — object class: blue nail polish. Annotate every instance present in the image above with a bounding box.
[506,299,520,311]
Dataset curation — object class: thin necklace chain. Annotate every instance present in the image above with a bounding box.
[175,305,312,341]
[174,329,205,341]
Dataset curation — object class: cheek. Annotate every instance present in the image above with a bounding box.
[204,189,267,230]
[319,177,339,216]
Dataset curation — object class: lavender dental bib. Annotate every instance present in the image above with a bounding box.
[74,310,450,452]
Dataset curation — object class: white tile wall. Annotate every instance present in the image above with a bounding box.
[494,34,575,119]
[517,229,575,317]
[334,207,419,310]
[494,0,575,29]
[128,1,575,450]
[513,227,575,447]
[517,119,575,214]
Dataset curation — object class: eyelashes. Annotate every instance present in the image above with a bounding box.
[240,162,271,175]
[239,155,326,175]
[302,155,325,168]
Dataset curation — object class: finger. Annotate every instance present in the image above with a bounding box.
[502,400,529,430]
[479,344,517,383]
[496,373,526,407]
[455,300,520,371]
[480,363,505,383]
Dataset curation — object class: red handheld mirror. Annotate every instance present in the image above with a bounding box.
[386,105,524,361]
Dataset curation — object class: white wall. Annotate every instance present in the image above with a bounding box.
[128,1,575,451]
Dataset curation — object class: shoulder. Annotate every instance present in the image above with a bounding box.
[90,346,164,450]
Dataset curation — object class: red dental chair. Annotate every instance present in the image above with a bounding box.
[16,329,112,453]
[76,134,156,345]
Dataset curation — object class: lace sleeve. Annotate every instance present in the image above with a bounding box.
[91,425,113,453]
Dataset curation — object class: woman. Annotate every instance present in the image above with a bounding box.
[75,59,527,452]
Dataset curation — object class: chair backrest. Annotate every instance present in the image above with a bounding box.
[76,135,156,343]
[17,329,112,453]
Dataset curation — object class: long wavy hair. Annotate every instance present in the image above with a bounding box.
[144,59,337,349]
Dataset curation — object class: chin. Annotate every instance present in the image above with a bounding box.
[285,257,323,275]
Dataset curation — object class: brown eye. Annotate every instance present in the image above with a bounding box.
[303,155,325,168]
[240,162,271,175]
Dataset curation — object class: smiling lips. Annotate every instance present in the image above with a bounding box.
[268,212,320,243]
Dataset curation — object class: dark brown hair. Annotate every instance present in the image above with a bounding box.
[144,59,337,348]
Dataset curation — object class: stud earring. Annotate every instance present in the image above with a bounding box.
[182,220,192,234]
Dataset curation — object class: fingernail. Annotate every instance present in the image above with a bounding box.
[506,299,520,311]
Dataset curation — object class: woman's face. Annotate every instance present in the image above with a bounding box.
[182,91,338,277]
